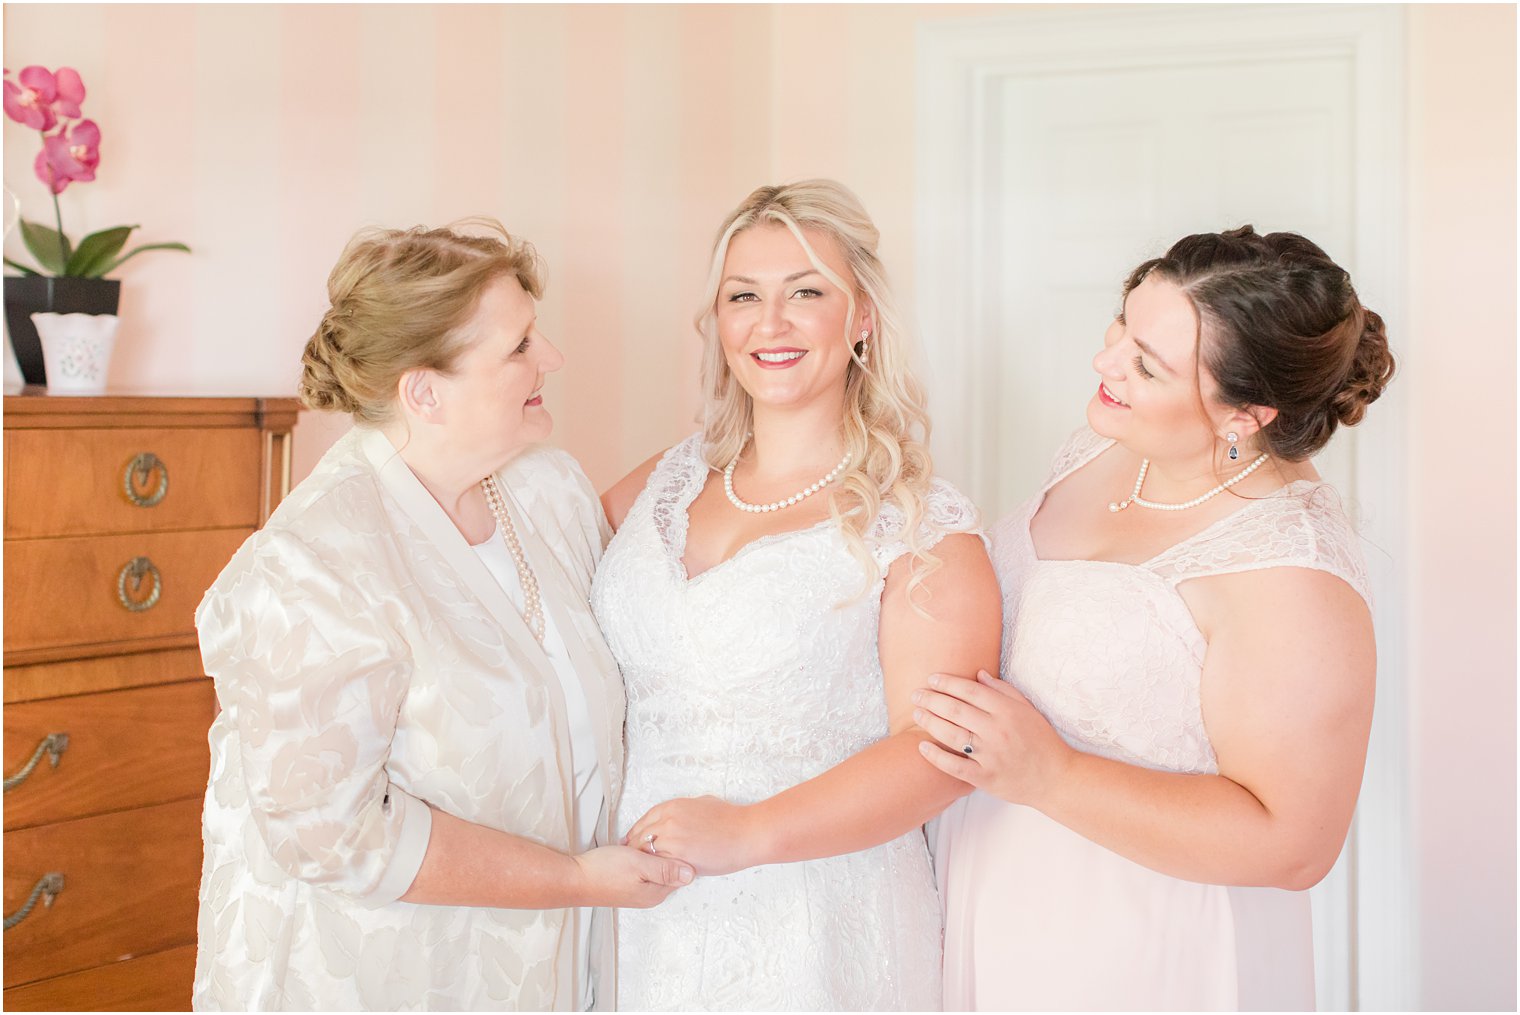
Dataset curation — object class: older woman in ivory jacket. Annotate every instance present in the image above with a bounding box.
[193,222,692,1012]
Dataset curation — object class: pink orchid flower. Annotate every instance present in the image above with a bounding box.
[34,120,100,194]
[4,66,61,130]
[3,65,84,130]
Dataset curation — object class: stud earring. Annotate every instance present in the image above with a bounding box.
[1226,432,1240,461]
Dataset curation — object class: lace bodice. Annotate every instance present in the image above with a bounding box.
[993,427,1371,775]
[591,434,980,1010]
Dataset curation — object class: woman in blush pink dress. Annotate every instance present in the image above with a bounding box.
[916,226,1394,1011]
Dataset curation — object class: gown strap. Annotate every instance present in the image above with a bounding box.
[1145,482,1374,607]
[1044,426,1117,493]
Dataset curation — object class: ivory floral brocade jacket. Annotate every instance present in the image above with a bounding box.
[192,427,625,1012]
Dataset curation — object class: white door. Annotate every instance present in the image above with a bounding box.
[990,57,1354,511]
[917,7,1410,1010]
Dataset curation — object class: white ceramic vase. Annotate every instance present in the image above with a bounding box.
[33,311,119,394]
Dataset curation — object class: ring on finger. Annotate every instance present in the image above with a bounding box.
[643,832,658,854]
[961,740,975,756]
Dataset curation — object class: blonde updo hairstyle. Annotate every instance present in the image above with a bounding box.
[696,180,951,603]
[299,219,544,425]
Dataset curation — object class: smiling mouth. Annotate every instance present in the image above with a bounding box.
[525,388,543,406]
[754,350,806,364]
[1099,382,1130,408]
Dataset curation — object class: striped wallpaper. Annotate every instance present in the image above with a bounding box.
[1,3,989,486]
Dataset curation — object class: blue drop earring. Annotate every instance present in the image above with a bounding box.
[1227,432,1240,461]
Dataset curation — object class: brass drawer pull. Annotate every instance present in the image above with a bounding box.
[3,873,64,932]
[123,452,169,507]
[117,557,162,612]
[3,733,69,793]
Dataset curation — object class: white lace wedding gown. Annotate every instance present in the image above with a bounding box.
[591,434,979,1011]
[935,427,1373,1011]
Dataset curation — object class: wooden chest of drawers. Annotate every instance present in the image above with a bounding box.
[3,394,298,1011]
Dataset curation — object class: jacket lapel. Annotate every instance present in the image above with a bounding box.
[498,474,622,844]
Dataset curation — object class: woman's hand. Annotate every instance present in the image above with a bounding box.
[570,844,694,909]
[912,670,1076,809]
[622,796,767,877]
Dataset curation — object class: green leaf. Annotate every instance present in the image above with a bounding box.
[97,241,191,277]
[19,219,70,274]
[65,225,137,277]
[3,257,40,276]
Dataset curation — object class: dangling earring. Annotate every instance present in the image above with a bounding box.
[855,329,871,362]
[1226,432,1240,461]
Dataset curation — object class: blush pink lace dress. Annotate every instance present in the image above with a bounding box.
[934,427,1371,1011]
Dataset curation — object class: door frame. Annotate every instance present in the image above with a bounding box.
[914,5,1411,1009]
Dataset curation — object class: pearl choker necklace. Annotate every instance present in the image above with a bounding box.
[1109,452,1271,513]
[481,474,545,643]
[724,440,851,514]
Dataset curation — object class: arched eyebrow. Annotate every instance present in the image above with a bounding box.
[1133,337,1177,376]
[722,270,823,286]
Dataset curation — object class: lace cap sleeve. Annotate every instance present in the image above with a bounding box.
[1047,426,1114,488]
[1148,483,1373,606]
[869,477,985,572]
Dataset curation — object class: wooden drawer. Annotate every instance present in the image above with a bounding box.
[4,942,194,1012]
[4,681,217,831]
[3,798,202,987]
[5,647,207,704]
[3,528,250,660]
[4,427,263,539]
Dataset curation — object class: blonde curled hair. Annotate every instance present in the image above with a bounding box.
[299,218,544,426]
[696,180,948,604]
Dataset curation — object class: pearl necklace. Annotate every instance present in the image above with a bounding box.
[723,439,851,514]
[481,475,545,644]
[1109,452,1271,513]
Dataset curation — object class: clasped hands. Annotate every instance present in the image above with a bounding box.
[622,795,767,879]
[910,669,1076,808]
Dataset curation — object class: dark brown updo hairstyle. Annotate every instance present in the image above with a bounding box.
[299,218,544,425]
[1122,225,1395,460]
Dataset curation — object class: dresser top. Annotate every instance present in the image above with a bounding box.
[4,391,301,430]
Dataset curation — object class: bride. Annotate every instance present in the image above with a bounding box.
[591,179,1001,1011]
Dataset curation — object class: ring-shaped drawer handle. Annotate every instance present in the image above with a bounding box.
[3,733,69,793]
[3,873,64,932]
[124,452,169,507]
[117,557,162,612]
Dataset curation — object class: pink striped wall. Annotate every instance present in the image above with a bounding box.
[2,4,776,488]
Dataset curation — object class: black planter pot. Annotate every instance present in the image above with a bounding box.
[4,276,121,386]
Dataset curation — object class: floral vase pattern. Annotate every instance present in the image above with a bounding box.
[33,311,118,393]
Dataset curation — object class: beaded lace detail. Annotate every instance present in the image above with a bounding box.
[591,433,980,1011]
[992,427,1372,776]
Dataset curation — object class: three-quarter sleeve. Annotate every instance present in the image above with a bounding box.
[197,528,431,906]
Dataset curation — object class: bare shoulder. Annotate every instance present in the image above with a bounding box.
[601,449,668,532]
[1184,564,1372,646]
[883,532,1001,638]
[878,533,1002,729]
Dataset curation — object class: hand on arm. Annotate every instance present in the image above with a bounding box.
[915,566,1375,889]
[623,532,1003,876]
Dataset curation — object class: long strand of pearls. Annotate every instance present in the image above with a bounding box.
[1109,452,1271,513]
[724,437,851,515]
[481,475,546,644]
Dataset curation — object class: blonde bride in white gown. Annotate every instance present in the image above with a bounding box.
[592,180,1001,1011]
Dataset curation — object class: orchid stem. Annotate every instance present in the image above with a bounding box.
[42,129,66,264]
[51,187,65,262]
